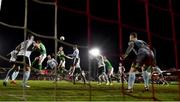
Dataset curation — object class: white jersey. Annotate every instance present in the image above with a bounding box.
[153,66,163,74]
[119,66,125,73]
[71,48,79,58]
[96,55,105,68]
[17,39,34,58]
[46,58,58,69]
[10,50,18,62]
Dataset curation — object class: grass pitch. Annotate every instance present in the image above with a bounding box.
[0,80,179,101]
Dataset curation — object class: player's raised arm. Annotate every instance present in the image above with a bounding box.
[6,52,11,56]
[124,41,134,58]
[65,55,73,59]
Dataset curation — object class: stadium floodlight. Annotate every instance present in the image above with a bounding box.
[89,48,100,57]
[0,0,2,10]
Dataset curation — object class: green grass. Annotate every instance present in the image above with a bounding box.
[0,80,179,101]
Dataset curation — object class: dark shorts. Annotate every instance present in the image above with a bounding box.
[73,58,79,66]
[74,67,81,75]
[132,48,155,69]
[98,66,105,75]
[16,55,30,68]
[10,61,16,66]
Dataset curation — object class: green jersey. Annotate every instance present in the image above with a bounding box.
[39,43,46,55]
[104,60,113,69]
[57,50,65,61]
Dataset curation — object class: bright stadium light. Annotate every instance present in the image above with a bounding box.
[0,0,2,10]
[89,48,100,57]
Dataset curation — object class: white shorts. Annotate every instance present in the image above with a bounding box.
[39,54,47,65]
[108,67,114,76]
[59,60,65,68]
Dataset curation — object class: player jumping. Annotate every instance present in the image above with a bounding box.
[13,34,35,88]
[32,39,47,71]
[103,56,114,85]
[57,46,68,79]
[68,45,86,84]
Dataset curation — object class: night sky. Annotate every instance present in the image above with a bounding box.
[0,0,180,75]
